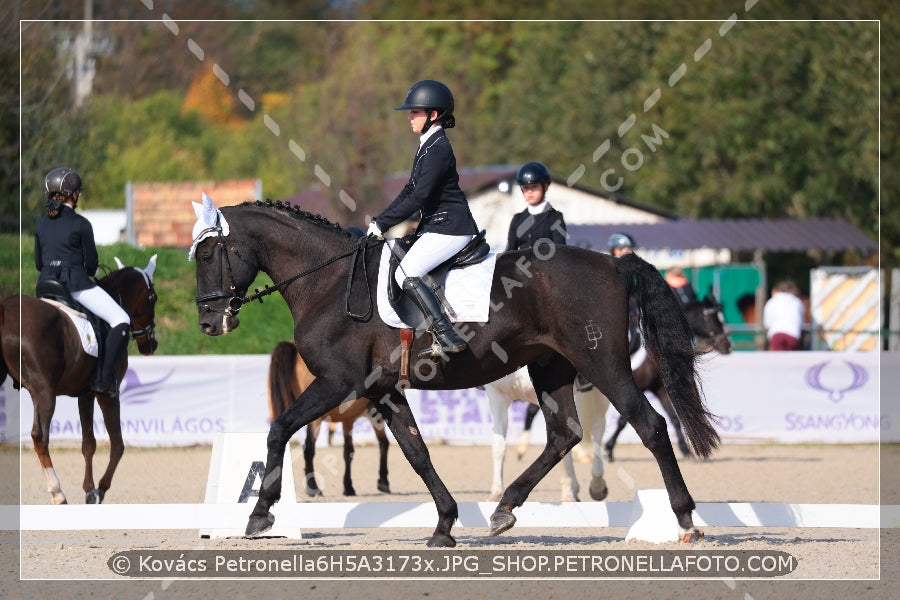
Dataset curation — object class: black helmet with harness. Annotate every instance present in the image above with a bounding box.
[515,161,551,186]
[395,79,456,131]
[44,167,83,218]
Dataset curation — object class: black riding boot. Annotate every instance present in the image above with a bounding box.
[93,323,130,397]
[402,277,467,358]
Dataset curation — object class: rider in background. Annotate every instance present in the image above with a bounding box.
[505,161,567,251]
[507,161,568,442]
[35,167,130,397]
[608,232,642,354]
[367,79,479,358]
[665,266,698,306]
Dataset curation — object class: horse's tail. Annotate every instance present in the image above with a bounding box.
[267,341,300,422]
[617,253,720,458]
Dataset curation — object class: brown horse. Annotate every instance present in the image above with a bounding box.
[267,341,390,496]
[0,256,159,504]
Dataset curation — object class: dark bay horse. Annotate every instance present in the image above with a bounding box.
[0,256,159,504]
[267,340,390,496]
[605,297,733,462]
[191,199,719,547]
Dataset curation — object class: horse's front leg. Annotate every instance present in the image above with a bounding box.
[31,392,66,504]
[246,379,342,537]
[372,392,458,548]
[492,360,581,536]
[92,394,125,503]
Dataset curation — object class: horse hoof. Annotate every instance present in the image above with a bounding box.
[85,489,105,504]
[245,513,275,537]
[377,482,391,494]
[343,488,357,497]
[306,487,323,497]
[680,528,704,543]
[589,477,608,501]
[426,534,456,548]
[489,510,516,536]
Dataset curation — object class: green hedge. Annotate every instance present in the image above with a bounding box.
[1,234,293,355]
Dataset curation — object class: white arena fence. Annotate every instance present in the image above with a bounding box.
[0,351,891,447]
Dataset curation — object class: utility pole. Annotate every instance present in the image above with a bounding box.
[61,0,111,108]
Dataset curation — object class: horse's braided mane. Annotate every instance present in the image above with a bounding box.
[241,199,353,237]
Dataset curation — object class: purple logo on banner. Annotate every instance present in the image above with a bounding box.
[805,360,869,403]
[120,367,175,405]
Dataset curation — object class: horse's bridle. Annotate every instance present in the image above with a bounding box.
[193,225,246,317]
[193,224,375,319]
[130,278,158,341]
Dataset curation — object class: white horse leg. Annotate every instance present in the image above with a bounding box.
[559,452,580,502]
[43,467,67,505]
[578,387,610,501]
[486,386,510,502]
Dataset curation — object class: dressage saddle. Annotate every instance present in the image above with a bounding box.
[386,229,490,330]
[35,279,111,375]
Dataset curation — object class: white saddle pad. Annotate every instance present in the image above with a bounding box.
[376,241,497,329]
[40,298,100,357]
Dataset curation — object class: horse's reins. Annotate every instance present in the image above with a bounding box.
[193,223,380,320]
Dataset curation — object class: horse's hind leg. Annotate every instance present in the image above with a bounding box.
[372,392,458,548]
[93,394,124,503]
[491,358,581,536]
[603,415,629,463]
[31,393,66,504]
[304,420,323,496]
[77,394,98,502]
[657,387,692,458]
[371,416,391,493]
[341,420,356,496]
[607,379,700,540]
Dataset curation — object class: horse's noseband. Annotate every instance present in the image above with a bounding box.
[193,228,247,318]
[131,280,158,341]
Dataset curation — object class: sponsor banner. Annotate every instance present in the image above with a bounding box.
[0,352,884,447]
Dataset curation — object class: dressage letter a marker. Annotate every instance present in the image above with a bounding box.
[238,460,266,503]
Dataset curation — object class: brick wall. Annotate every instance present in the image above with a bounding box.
[127,179,260,248]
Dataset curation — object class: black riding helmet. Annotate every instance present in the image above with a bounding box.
[44,167,83,217]
[516,161,551,186]
[395,79,455,130]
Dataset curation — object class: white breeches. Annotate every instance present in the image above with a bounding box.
[72,286,129,327]
[394,232,474,288]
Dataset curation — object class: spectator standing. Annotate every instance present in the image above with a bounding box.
[763,280,805,351]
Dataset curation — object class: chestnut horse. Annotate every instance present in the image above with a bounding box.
[0,255,159,504]
[267,340,390,496]
[191,198,718,547]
